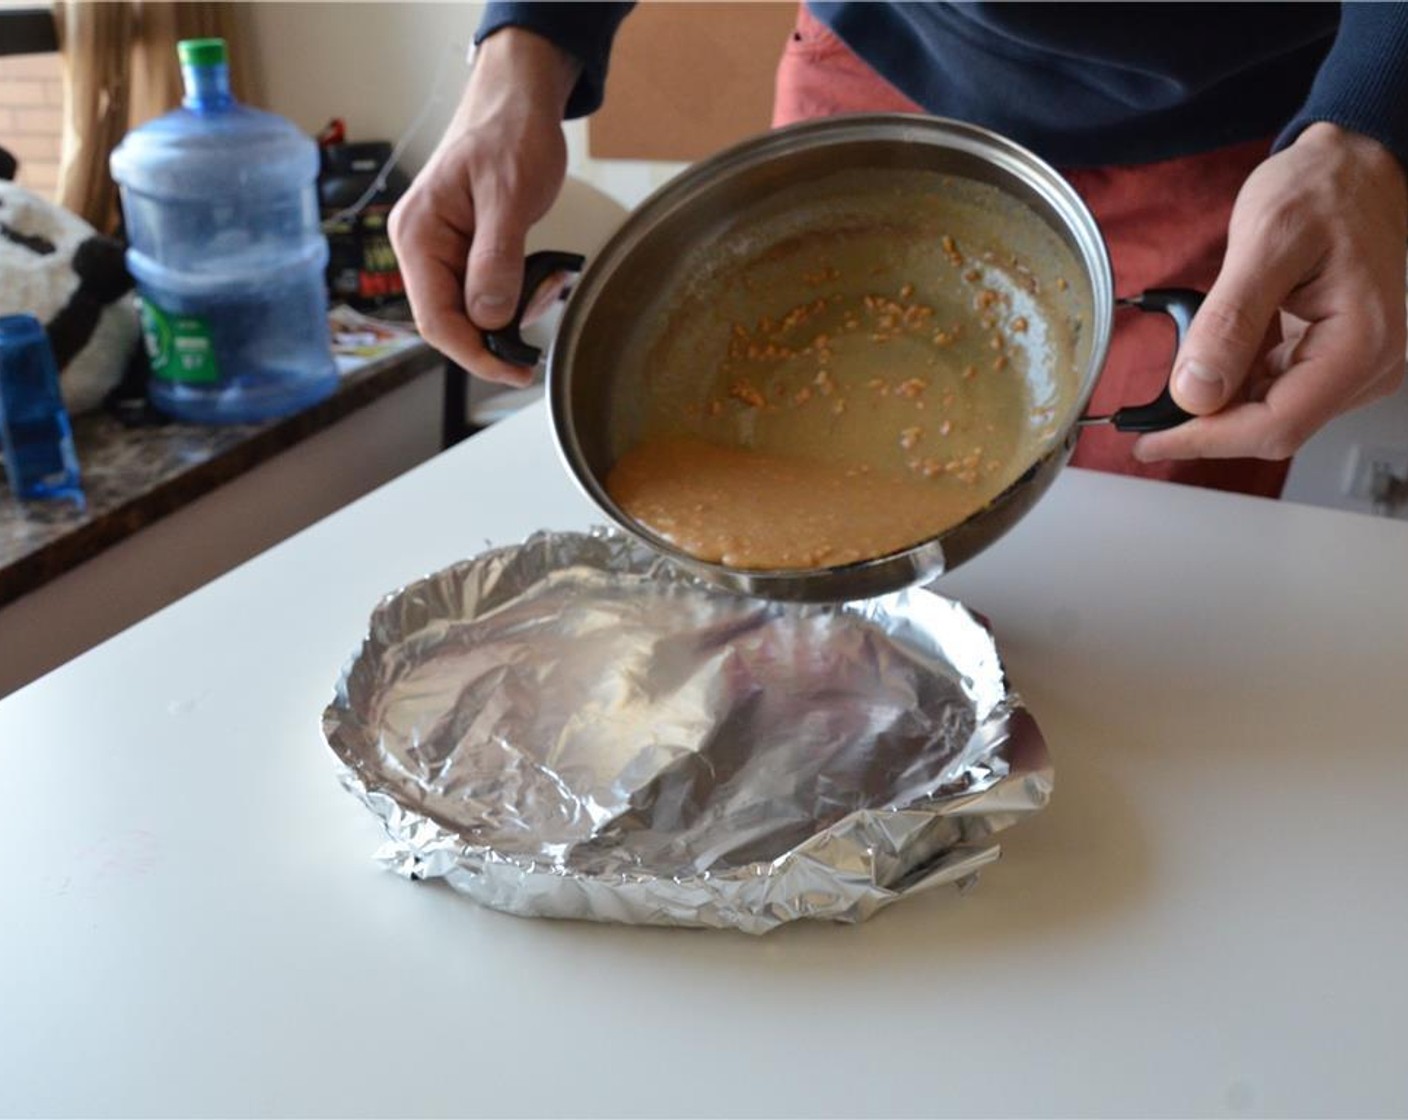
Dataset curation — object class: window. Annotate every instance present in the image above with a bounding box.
[0,5,61,199]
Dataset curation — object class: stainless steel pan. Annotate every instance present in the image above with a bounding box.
[489,115,1196,602]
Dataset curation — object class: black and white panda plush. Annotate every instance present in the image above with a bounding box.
[0,159,138,415]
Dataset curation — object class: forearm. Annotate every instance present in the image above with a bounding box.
[462,26,583,126]
[475,2,635,119]
[1275,1,1408,178]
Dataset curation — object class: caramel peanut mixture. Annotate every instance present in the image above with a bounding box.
[607,437,979,571]
[613,172,1083,571]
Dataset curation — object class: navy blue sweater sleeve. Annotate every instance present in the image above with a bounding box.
[476,2,635,119]
[1276,1,1408,170]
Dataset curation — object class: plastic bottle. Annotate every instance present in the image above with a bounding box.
[0,314,84,504]
[109,38,338,424]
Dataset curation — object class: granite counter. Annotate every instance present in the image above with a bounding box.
[0,340,442,609]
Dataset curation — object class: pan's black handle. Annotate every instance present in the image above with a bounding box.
[1107,288,1203,433]
[482,250,585,367]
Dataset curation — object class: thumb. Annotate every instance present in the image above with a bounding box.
[1172,229,1301,416]
[464,188,528,332]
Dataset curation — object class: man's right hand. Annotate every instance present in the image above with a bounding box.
[389,29,581,385]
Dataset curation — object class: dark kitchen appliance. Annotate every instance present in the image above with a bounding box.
[318,125,411,310]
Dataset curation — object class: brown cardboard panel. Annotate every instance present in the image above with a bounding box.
[588,2,797,162]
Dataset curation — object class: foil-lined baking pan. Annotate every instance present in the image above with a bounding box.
[323,529,1052,934]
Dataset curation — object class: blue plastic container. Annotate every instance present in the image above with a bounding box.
[0,314,83,504]
[109,38,337,424]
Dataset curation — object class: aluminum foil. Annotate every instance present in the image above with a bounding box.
[323,529,1052,934]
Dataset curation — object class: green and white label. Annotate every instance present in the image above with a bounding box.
[139,297,219,384]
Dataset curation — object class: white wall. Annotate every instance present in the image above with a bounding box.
[240,0,684,210]
[240,2,479,178]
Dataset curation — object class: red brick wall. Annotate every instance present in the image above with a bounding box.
[0,52,64,199]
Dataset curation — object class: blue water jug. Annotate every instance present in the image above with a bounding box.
[110,38,337,424]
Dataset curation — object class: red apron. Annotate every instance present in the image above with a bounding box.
[773,5,1290,498]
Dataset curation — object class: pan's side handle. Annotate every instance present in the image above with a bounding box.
[482,250,586,367]
[1099,288,1203,433]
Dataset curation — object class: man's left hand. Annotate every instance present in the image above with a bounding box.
[1135,122,1407,464]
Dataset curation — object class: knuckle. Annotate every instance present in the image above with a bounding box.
[1194,300,1258,348]
[1258,415,1310,461]
[387,197,409,238]
[1246,193,1323,247]
[387,191,426,246]
[469,241,520,266]
[1384,355,1407,393]
[1357,301,1394,356]
[1344,299,1406,381]
[1365,378,1398,406]
[413,318,445,350]
[1386,311,1407,364]
[412,310,452,349]
[1365,360,1404,402]
[1259,432,1302,461]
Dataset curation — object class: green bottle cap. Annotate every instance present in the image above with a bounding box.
[177,38,228,67]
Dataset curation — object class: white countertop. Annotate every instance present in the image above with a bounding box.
[2,403,1405,1118]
